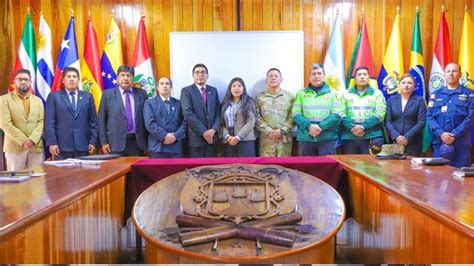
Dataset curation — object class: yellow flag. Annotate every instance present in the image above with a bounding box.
[459,11,474,89]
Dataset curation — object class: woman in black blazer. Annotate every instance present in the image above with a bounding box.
[385,74,426,156]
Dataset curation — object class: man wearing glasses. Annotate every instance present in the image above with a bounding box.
[1,69,44,170]
[180,63,221,157]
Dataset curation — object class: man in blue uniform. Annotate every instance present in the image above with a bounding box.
[427,63,474,167]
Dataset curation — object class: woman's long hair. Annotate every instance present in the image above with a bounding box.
[221,77,256,124]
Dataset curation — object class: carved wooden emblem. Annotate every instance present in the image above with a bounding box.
[180,164,298,224]
[166,164,315,250]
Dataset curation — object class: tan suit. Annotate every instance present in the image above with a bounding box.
[1,92,44,170]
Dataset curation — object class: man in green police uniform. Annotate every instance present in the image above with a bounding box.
[256,68,295,157]
[292,64,344,156]
[341,66,386,154]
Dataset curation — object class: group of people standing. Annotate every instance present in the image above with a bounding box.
[2,61,473,171]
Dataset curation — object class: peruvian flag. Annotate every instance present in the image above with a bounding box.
[131,16,155,97]
[51,16,81,91]
[9,13,36,92]
[428,10,451,95]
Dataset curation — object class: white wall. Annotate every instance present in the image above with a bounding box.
[169,31,304,100]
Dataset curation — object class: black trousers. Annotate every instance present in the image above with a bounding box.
[113,134,144,156]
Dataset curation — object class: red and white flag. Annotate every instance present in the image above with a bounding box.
[131,16,155,97]
[428,9,451,95]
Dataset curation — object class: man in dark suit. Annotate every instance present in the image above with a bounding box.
[180,63,221,157]
[144,77,186,158]
[98,65,148,156]
[44,67,98,160]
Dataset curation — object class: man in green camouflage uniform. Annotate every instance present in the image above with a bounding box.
[341,66,386,154]
[292,64,344,156]
[256,68,295,157]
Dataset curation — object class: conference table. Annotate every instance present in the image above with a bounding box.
[0,157,142,263]
[1,154,473,263]
[329,155,473,263]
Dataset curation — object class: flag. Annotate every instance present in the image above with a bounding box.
[51,16,81,91]
[458,10,474,144]
[347,16,378,89]
[36,15,54,104]
[9,13,36,93]
[428,10,451,95]
[101,18,123,90]
[347,28,361,87]
[131,16,155,97]
[81,16,103,111]
[409,9,425,98]
[409,9,431,153]
[378,12,404,99]
[323,15,346,91]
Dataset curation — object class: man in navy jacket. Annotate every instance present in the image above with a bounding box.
[144,77,186,158]
[44,67,98,159]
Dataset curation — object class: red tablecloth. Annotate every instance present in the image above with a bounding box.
[126,156,344,218]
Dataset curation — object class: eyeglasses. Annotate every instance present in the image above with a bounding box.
[194,71,208,75]
[15,78,31,82]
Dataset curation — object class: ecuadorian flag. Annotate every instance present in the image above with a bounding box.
[377,12,403,99]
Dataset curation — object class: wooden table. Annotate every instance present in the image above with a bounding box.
[329,155,474,263]
[133,164,345,263]
[0,157,142,263]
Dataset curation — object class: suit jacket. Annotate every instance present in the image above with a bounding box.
[221,101,257,143]
[180,84,221,147]
[44,89,98,152]
[98,87,148,152]
[1,92,44,153]
[385,94,426,156]
[143,96,186,154]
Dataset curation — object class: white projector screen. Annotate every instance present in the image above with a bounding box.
[170,31,304,101]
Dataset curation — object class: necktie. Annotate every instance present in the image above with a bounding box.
[70,91,76,111]
[164,99,170,114]
[201,87,207,105]
[124,90,134,132]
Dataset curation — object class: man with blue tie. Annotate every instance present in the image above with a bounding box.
[44,67,98,159]
[98,64,148,156]
[143,77,186,158]
[180,63,221,157]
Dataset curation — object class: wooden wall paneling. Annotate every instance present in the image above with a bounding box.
[161,0,172,78]
[172,0,183,31]
[222,0,236,30]
[272,0,282,30]
[193,0,204,30]
[203,0,214,30]
[182,0,194,31]
[281,0,293,30]
[212,0,223,31]
[263,0,274,30]
[151,0,162,80]
[240,0,253,31]
[252,0,263,30]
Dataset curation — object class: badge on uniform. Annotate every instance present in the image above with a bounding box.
[441,105,448,112]
[458,94,467,101]
[428,101,434,107]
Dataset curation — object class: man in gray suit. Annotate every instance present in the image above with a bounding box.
[180,63,221,157]
[98,65,148,156]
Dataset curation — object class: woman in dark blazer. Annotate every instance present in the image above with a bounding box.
[385,74,426,156]
[221,77,257,157]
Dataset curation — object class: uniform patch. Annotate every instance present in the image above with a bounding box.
[441,105,448,112]
[458,94,467,101]
[428,101,434,107]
